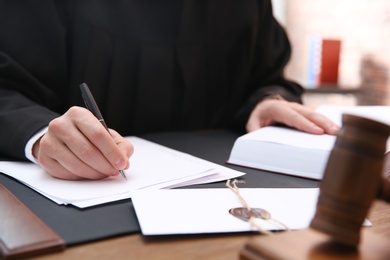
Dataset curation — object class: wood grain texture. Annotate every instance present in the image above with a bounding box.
[0,184,65,259]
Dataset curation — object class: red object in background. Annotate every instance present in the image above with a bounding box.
[319,39,341,85]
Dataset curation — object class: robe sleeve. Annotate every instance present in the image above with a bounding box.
[231,0,304,130]
[0,1,68,160]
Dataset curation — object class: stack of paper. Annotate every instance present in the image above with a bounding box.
[0,137,244,208]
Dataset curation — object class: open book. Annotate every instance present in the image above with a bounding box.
[227,106,390,180]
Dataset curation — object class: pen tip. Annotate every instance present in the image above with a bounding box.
[120,170,127,181]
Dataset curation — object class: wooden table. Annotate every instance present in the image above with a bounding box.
[34,200,389,260]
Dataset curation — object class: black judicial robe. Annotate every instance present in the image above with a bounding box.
[0,0,303,160]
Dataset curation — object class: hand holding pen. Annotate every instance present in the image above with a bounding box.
[31,85,133,180]
[80,83,129,180]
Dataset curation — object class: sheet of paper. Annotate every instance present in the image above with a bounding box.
[0,137,245,208]
[132,188,320,235]
[132,188,371,235]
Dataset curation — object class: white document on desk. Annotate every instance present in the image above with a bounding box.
[132,188,371,235]
[133,188,319,235]
[0,137,245,208]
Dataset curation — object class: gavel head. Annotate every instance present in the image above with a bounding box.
[310,114,390,247]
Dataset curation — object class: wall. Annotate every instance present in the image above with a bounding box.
[281,0,390,106]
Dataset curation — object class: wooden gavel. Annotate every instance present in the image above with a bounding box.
[239,114,390,259]
[310,114,390,248]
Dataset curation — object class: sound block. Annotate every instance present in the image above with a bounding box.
[240,228,390,260]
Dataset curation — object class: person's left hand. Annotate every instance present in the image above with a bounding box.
[246,99,339,135]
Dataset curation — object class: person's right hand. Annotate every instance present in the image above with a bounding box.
[32,106,134,180]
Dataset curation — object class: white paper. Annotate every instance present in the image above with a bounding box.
[0,137,245,208]
[132,188,372,235]
[132,188,320,235]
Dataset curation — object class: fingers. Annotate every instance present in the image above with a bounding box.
[246,100,340,135]
[110,129,134,170]
[287,103,340,135]
[278,108,326,134]
[73,114,128,172]
[36,106,133,180]
[37,135,107,180]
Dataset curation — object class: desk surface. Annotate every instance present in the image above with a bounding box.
[1,130,389,259]
[33,201,390,260]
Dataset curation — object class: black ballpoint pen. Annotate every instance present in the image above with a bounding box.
[79,83,127,181]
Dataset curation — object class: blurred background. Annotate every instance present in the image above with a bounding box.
[271,0,390,108]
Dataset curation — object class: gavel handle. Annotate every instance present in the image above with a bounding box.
[378,175,390,202]
[378,152,390,202]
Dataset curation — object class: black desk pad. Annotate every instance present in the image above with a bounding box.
[0,130,319,246]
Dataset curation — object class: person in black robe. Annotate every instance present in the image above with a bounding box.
[0,0,338,179]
